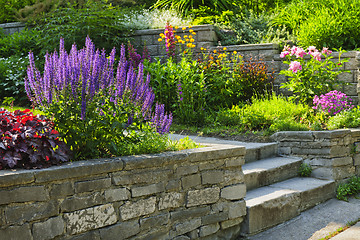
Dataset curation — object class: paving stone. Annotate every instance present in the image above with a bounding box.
[0,185,49,204]
[120,197,156,220]
[0,224,32,240]
[74,178,111,193]
[325,222,360,240]
[221,184,246,200]
[32,216,65,240]
[158,192,185,210]
[64,203,117,235]
[99,220,140,240]
[187,187,220,207]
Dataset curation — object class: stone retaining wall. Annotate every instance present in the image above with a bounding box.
[271,129,360,182]
[0,22,26,35]
[0,144,246,240]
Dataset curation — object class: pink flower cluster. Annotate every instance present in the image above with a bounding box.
[280,45,332,73]
[313,90,354,115]
[164,23,176,57]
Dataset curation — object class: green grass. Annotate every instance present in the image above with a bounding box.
[0,105,44,115]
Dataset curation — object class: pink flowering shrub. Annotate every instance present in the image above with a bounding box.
[313,90,354,115]
[279,45,348,105]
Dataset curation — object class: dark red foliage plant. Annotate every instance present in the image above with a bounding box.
[0,108,71,170]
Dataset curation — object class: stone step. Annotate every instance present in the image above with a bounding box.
[241,177,336,235]
[243,156,303,191]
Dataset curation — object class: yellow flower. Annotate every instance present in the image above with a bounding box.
[213,50,217,53]
[165,30,169,34]
[158,38,162,42]
[203,66,207,69]
[184,35,188,38]
[192,32,196,35]
[190,38,195,42]
[191,44,196,48]
[175,26,179,29]
[200,47,204,50]
[188,25,192,28]
[182,27,187,30]
[186,39,189,42]
[223,47,227,50]
[188,35,193,38]
[233,51,237,54]
[189,29,194,33]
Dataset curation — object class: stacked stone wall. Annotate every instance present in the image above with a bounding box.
[0,144,246,240]
[0,22,25,35]
[271,129,360,182]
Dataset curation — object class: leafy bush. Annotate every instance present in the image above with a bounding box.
[0,55,35,105]
[280,45,348,105]
[337,176,360,201]
[0,29,41,57]
[327,107,360,130]
[0,0,36,23]
[272,0,360,50]
[313,90,354,115]
[0,108,70,169]
[298,162,312,177]
[25,37,172,160]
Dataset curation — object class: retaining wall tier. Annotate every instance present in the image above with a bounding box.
[271,129,360,182]
[0,22,25,35]
[0,144,246,240]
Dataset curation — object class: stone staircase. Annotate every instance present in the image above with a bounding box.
[240,142,336,236]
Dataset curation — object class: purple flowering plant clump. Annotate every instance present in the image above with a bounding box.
[279,45,349,105]
[313,90,354,115]
[25,37,172,160]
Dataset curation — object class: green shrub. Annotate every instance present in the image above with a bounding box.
[337,176,360,201]
[327,107,360,130]
[0,55,34,105]
[272,0,360,50]
[0,0,36,23]
[0,29,41,57]
[298,163,312,177]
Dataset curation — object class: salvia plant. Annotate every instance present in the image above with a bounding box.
[25,37,172,159]
[279,45,349,105]
[313,90,354,115]
[0,108,70,169]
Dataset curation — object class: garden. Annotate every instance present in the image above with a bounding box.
[1,0,360,171]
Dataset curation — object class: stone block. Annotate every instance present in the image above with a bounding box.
[176,165,198,176]
[223,170,244,186]
[310,157,353,167]
[187,187,220,207]
[135,228,170,240]
[181,174,201,189]
[5,201,58,225]
[221,184,246,200]
[187,229,199,239]
[0,185,49,205]
[228,200,246,219]
[99,220,140,240]
[202,170,224,184]
[173,236,190,240]
[199,160,224,171]
[64,203,117,235]
[338,71,355,83]
[199,223,220,237]
[221,217,243,229]
[166,179,181,191]
[344,83,358,96]
[132,182,165,197]
[170,206,210,222]
[0,224,32,240]
[68,230,101,240]
[140,213,169,231]
[158,192,185,210]
[141,34,154,45]
[202,211,228,225]
[60,192,104,212]
[197,30,217,42]
[120,197,156,220]
[147,45,159,56]
[112,169,172,185]
[32,216,65,240]
[75,178,111,193]
[50,182,74,198]
[225,157,245,167]
[354,154,360,166]
[0,170,34,187]
[171,218,201,237]
[105,188,129,202]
